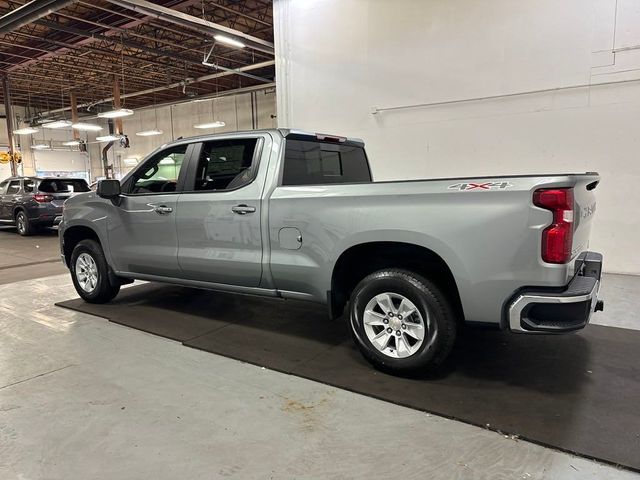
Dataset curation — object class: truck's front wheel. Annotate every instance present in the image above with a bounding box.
[70,239,120,304]
[349,269,457,374]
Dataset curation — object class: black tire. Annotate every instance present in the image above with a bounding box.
[70,239,120,303]
[349,269,457,374]
[15,210,33,236]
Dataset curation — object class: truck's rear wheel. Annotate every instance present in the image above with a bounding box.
[70,239,120,303]
[349,269,457,374]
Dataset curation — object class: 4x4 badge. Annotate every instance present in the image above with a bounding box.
[448,182,513,191]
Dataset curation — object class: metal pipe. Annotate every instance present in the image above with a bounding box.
[371,76,640,114]
[113,77,123,135]
[2,75,17,176]
[32,60,275,117]
[102,120,115,178]
[0,0,76,34]
[121,83,275,114]
[106,0,275,55]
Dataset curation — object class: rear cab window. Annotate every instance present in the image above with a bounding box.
[282,136,372,186]
[38,179,90,193]
[192,138,259,192]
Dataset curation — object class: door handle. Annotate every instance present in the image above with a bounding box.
[152,205,173,215]
[231,204,256,215]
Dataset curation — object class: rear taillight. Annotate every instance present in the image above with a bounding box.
[533,188,574,264]
[33,194,54,203]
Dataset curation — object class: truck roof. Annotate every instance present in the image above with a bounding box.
[162,128,365,148]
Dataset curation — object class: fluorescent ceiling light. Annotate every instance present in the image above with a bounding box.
[72,122,102,131]
[96,134,121,142]
[31,144,50,150]
[193,121,226,129]
[123,157,139,166]
[159,158,175,165]
[63,140,81,146]
[14,127,39,135]
[136,129,163,137]
[42,120,72,129]
[98,108,134,119]
[190,97,211,103]
[214,34,245,49]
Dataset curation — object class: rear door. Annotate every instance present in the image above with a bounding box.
[0,180,22,221]
[106,143,193,277]
[0,180,9,220]
[176,134,271,286]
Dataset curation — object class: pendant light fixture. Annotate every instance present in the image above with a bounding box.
[136,79,163,136]
[14,127,39,135]
[98,108,134,119]
[72,122,103,132]
[193,82,225,129]
[101,41,134,121]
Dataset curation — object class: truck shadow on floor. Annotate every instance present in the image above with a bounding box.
[56,281,640,471]
[58,282,596,394]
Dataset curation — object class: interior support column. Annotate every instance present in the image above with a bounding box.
[2,75,17,177]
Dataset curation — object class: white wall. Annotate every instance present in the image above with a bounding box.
[274,0,640,275]
[32,150,90,174]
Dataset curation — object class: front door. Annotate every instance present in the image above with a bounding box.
[176,135,269,286]
[106,143,192,277]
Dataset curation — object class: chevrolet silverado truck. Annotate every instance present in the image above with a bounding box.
[58,129,604,374]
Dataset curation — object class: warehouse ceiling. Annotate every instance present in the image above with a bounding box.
[0,0,274,120]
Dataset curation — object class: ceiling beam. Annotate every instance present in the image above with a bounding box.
[31,59,275,117]
[4,0,203,72]
[106,0,274,55]
[0,0,75,34]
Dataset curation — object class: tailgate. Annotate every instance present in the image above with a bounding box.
[571,174,599,260]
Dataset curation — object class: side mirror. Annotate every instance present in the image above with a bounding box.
[96,179,121,199]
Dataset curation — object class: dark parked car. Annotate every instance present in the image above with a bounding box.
[0,176,90,235]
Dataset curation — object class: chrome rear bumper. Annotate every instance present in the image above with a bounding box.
[508,252,603,333]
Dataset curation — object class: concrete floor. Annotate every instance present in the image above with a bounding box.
[0,227,66,285]
[0,271,638,479]
[0,226,60,268]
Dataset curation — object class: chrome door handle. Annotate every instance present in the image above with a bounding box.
[153,205,173,215]
[231,204,256,215]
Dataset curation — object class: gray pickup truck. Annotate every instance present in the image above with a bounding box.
[59,129,603,373]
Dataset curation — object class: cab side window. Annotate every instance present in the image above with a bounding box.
[0,180,8,195]
[192,139,259,192]
[129,145,188,194]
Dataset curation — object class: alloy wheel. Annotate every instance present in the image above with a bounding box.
[16,213,26,234]
[362,292,434,358]
[75,253,99,293]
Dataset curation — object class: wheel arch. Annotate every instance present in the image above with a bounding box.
[62,225,102,267]
[13,205,26,220]
[330,241,464,321]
